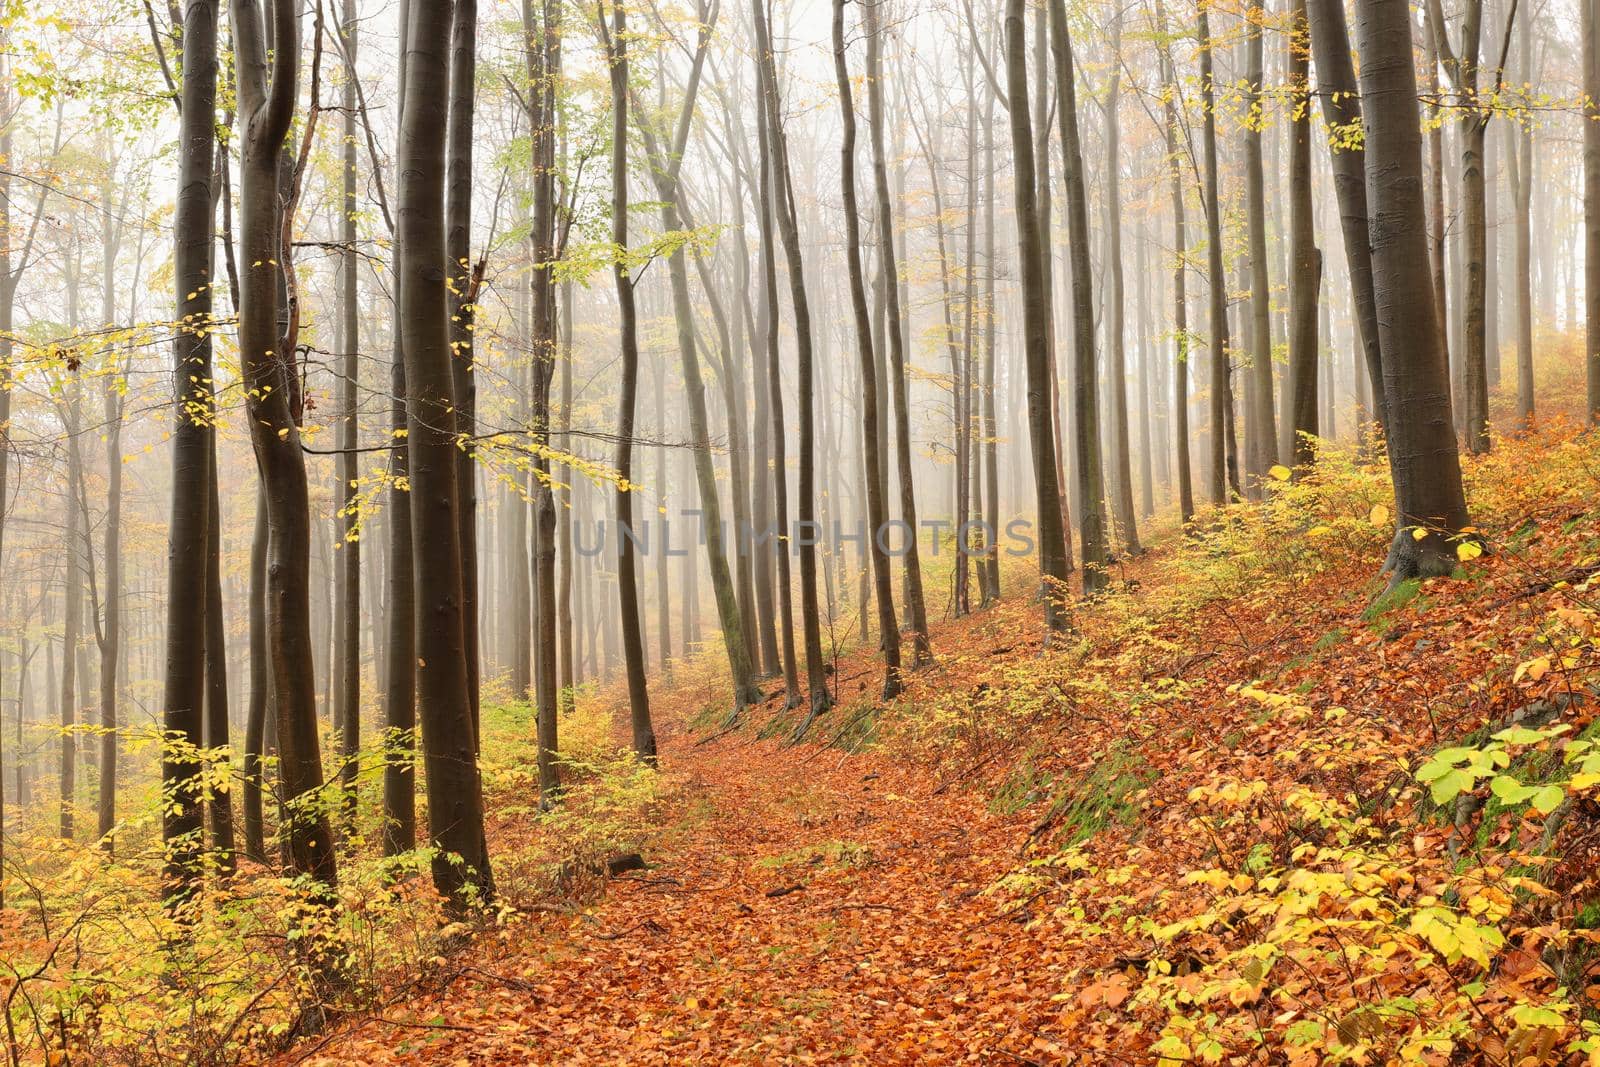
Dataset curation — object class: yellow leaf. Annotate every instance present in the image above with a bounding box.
[1369,504,1390,526]
[1269,464,1291,482]
[1412,526,1429,541]
[1457,541,1483,561]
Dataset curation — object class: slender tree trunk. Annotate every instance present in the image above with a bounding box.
[754,0,836,718]
[1102,10,1139,555]
[752,40,800,708]
[233,0,335,890]
[1287,0,1321,471]
[557,274,576,703]
[1429,0,1491,452]
[863,0,931,662]
[1046,0,1107,594]
[203,439,235,869]
[60,385,82,842]
[1508,8,1534,422]
[334,0,361,833]
[981,63,1001,604]
[446,0,482,739]
[97,197,122,847]
[1305,0,1389,434]
[526,0,563,794]
[1198,7,1239,504]
[1004,0,1073,633]
[383,0,417,860]
[1243,13,1277,492]
[244,485,270,862]
[1586,0,1600,420]
[1158,0,1194,524]
[602,0,655,762]
[832,0,901,699]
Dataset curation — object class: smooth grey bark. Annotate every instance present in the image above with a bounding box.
[1004,0,1073,633]
[234,0,335,889]
[446,0,483,739]
[1354,0,1475,581]
[753,0,834,721]
[599,0,655,762]
[162,0,220,899]
[1587,0,1600,420]
[203,438,234,869]
[1101,10,1139,555]
[1305,0,1388,435]
[1157,0,1194,524]
[334,0,360,833]
[1508,7,1534,422]
[1426,0,1491,453]
[632,0,760,719]
[397,0,493,900]
[244,485,269,862]
[1197,7,1239,504]
[1287,0,1321,472]
[751,35,800,708]
[1046,0,1107,594]
[383,0,416,860]
[863,0,932,661]
[832,0,901,700]
[526,0,562,793]
[981,57,1001,604]
[1242,14,1277,492]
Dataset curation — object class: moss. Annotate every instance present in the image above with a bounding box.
[1034,743,1154,847]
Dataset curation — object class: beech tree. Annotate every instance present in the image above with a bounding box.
[397,0,493,900]
[1354,0,1474,580]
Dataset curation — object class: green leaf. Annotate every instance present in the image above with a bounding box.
[1490,776,1538,804]
[1430,768,1475,805]
[1531,784,1565,815]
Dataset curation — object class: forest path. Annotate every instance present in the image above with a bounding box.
[296,707,1069,1065]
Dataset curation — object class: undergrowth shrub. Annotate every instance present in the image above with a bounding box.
[2,688,666,1064]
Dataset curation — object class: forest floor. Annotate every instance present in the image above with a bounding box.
[290,637,1072,1064]
[290,387,1600,1065]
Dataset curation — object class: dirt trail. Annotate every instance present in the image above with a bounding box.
[295,719,1071,1065]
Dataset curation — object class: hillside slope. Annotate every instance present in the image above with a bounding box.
[297,417,1600,1066]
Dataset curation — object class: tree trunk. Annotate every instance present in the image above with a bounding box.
[1004,0,1073,633]
[981,59,1001,604]
[161,0,221,899]
[1305,0,1388,434]
[1508,7,1534,422]
[526,0,563,794]
[832,0,901,699]
[602,0,655,763]
[1046,0,1107,594]
[397,0,492,899]
[1158,0,1194,524]
[751,39,800,707]
[863,0,932,662]
[1198,8,1239,504]
[244,485,270,862]
[1355,0,1474,581]
[334,0,361,830]
[234,0,335,890]
[203,438,235,870]
[754,0,836,720]
[1101,10,1139,555]
[1586,0,1600,420]
[1287,0,1321,472]
[1243,13,1278,491]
